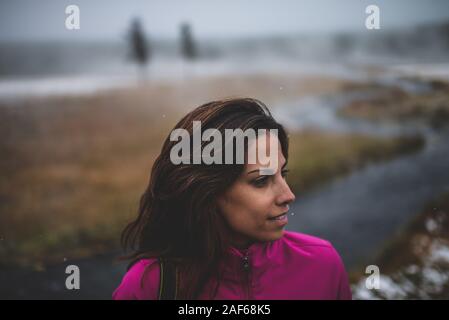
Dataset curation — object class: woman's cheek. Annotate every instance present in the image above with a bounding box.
[246,185,270,201]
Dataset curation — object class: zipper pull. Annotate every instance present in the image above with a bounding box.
[242,253,250,271]
[242,252,251,299]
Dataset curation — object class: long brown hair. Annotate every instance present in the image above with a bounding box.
[120,98,289,299]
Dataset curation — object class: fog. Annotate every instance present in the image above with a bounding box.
[1,0,449,41]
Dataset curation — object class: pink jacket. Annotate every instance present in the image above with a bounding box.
[113,231,352,300]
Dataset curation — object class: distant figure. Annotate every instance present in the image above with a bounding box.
[180,23,197,60]
[128,18,150,77]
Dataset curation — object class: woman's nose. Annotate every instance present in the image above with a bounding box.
[276,179,296,206]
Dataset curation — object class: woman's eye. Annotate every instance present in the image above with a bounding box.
[252,176,269,187]
[251,169,289,187]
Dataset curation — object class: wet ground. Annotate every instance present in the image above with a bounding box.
[1,76,448,299]
[279,80,449,270]
[0,252,126,299]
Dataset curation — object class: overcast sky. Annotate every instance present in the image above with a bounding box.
[1,0,449,42]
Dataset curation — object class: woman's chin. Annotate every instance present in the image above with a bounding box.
[261,229,285,242]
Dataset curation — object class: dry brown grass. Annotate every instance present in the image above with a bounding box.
[339,80,449,129]
[0,74,425,267]
[287,130,424,193]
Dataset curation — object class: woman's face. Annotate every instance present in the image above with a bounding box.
[218,134,296,249]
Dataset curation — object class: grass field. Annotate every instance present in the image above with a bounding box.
[0,75,427,268]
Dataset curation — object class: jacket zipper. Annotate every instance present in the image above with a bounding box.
[242,251,251,299]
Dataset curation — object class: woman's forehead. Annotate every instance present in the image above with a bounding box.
[244,148,286,173]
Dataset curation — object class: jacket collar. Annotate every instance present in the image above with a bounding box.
[220,237,281,282]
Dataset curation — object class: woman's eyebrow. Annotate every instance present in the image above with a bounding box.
[246,161,288,175]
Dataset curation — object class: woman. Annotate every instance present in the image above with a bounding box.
[113,98,352,300]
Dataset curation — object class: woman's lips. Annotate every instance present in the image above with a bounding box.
[267,212,289,228]
[268,212,288,220]
[267,213,288,226]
